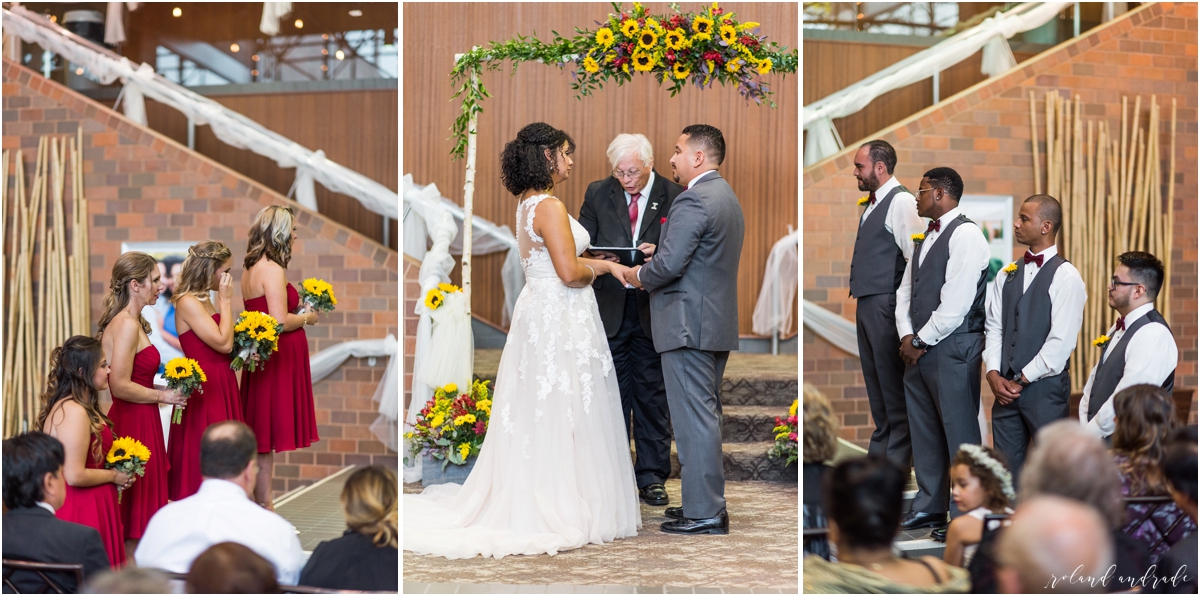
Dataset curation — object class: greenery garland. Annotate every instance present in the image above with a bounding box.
[449,2,798,159]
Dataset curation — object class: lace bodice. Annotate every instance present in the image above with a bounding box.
[518,194,591,279]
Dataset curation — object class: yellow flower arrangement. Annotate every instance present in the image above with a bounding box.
[595,27,615,48]
[637,28,659,50]
[231,311,282,372]
[164,357,206,424]
[429,413,445,428]
[857,197,870,206]
[454,413,477,426]
[424,288,445,310]
[664,28,686,51]
[1093,335,1111,348]
[407,379,493,471]
[692,14,714,35]
[789,399,798,418]
[632,50,656,72]
[437,282,461,293]
[719,24,737,44]
[756,57,772,75]
[443,383,459,394]
[620,19,639,37]
[646,17,662,32]
[673,61,691,80]
[458,443,471,460]
[583,55,600,73]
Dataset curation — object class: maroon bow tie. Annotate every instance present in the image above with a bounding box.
[925,220,940,234]
[1023,252,1043,267]
[1115,317,1126,332]
[868,191,876,205]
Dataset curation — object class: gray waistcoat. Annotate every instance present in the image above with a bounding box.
[849,185,909,299]
[910,214,987,336]
[1087,309,1176,420]
[1000,255,1066,378]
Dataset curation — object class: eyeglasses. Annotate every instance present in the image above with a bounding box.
[915,188,937,194]
[612,164,646,180]
[1109,276,1141,289]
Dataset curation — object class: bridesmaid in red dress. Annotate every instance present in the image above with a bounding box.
[240,205,320,509]
[96,252,186,558]
[168,241,242,500]
[37,336,133,567]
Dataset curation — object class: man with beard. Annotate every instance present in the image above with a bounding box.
[848,140,924,470]
[983,195,1086,487]
[1078,251,1177,440]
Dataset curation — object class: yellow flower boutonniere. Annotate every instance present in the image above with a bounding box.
[857,197,870,206]
[1093,335,1111,349]
[912,233,926,244]
[1002,262,1019,282]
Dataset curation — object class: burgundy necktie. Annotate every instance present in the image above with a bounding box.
[925,219,941,234]
[1116,317,1126,332]
[868,191,877,205]
[1023,251,1044,267]
[629,193,641,240]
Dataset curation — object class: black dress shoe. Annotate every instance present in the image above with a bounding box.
[899,510,948,530]
[931,526,948,542]
[639,483,669,506]
[664,506,683,519]
[661,509,729,535]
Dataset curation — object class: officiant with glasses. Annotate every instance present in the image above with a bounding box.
[579,133,682,507]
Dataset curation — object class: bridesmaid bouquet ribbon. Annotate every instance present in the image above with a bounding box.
[230,311,282,373]
[164,358,206,424]
[105,437,150,503]
[297,278,338,313]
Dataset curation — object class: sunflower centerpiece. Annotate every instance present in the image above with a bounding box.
[163,357,206,424]
[230,311,283,373]
[105,436,150,503]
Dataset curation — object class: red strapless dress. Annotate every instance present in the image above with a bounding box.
[168,313,244,500]
[56,423,125,567]
[240,283,319,453]
[106,344,168,540]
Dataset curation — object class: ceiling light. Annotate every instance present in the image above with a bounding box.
[320,64,328,71]
[322,34,329,40]
[251,54,260,62]
[172,7,181,17]
[335,50,345,60]
[251,69,259,77]
[321,48,328,56]
[294,19,303,29]
[230,43,240,52]
[75,67,84,75]
[349,10,362,17]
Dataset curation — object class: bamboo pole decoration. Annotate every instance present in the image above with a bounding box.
[1030,91,1041,195]
[1165,99,1176,323]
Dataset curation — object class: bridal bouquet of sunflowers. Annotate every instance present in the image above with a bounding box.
[164,357,206,424]
[298,278,337,313]
[106,437,150,503]
[230,311,282,373]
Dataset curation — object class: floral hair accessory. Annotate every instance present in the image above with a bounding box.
[958,443,1015,501]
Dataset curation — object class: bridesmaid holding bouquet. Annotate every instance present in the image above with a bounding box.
[97,252,185,556]
[168,241,243,500]
[37,336,132,567]
[240,206,320,509]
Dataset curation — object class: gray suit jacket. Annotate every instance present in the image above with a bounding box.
[639,171,744,353]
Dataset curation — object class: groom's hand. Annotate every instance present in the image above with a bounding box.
[637,243,656,258]
[623,265,644,289]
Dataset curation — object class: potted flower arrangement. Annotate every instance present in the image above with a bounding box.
[405,379,492,486]
[768,399,798,466]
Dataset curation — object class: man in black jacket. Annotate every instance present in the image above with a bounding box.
[579,133,682,507]
[2,431,110,593]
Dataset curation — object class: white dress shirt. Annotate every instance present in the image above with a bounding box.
[134,479,305,584]
[860,176,925,262]
[624,171,654,246]
[1078,302,1178,438]
[983,245,1087,382]
[35,501,55,514]
[895,206,992,345]
[686,169,717,189]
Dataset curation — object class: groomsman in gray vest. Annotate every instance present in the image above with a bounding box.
[983,195,1086,485]
[1078,251,1177,439]
[849,140,925,469]
[895,167,991,531]
[624,124,744,535]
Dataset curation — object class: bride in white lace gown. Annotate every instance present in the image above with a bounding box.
[404,123,642,559]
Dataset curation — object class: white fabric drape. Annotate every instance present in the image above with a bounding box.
[3,5,399,221]
[103,2,139,46]
[980,35,1017,77]
[259,2,292,37]
[802,2,1071,166]
[308,335,398,452]
[803,299,859,357]
[752,230,798,337]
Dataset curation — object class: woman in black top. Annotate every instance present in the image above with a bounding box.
[299,466,398,591]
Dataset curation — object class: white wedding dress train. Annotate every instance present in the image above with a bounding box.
[404,194,641,559]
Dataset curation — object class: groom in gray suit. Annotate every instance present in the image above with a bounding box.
[624,124,744,535]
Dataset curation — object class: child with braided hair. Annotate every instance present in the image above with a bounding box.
[944,444,1015,568]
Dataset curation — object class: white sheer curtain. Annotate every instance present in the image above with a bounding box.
[752,230,798,337]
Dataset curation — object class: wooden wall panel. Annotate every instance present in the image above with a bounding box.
[404,2,799,335]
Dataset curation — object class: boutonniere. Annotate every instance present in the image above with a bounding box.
[1002,262,1018,282]
[1092,335,1111,349]
[660,216,667,224]
[911,233,926,245]
[857,197,870,206]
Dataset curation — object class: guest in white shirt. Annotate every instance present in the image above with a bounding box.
[134,420,304,584]
[894,167,991,531]
[983,195,1086,485]
[1078,251,1177,439]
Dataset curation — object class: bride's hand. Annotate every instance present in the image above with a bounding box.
[606,261,631,282]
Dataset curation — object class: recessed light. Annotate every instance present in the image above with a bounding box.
[335,50,345,60]
[230,43,240,52]
[251,69,259,76]
[349,10,362,17]
[75,67,84,75]
[172,7,181,17]
[294,19,303,29]
[252,54,260,62]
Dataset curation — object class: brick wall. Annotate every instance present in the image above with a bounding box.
[403,255,420,415]
[803,2,1199,447]
[2,60,400,496]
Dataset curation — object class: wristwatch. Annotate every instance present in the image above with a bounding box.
[911,335,927,350]
[1011,372,1029,387]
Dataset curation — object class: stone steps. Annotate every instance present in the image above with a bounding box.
[635,440,797,483]
[722,405,789,443]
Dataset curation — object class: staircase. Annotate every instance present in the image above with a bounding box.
[472,350,798,483]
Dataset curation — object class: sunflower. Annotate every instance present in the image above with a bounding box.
[631,50,656,72]
[664,29,686,50]
[164,358,194,380]
[725,57,742,73]
[437,282,460,293]
[476,399,492,414]
[646,17,662,32]
[443,383,459,394]
[595,27,615,48]
[719,24,737,44]
[672,61,691,79]
[424,288,445,310]
[583,55,600,73]
[107,436,150,464]
[692,15,713,36]
[620,19,639,38]
[429,413,444,428]
[190,359,207,383]
[637,28,659,49]
[756,57,772,74]
[454,413,477,426]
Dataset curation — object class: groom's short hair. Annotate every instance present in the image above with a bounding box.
[681,124,725,165]
[200,421,257,479]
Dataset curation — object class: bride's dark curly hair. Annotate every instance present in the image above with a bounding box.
[500,122,576,196]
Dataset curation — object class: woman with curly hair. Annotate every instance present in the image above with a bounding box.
[37,336,132,567]
[167,241,242,501]
[405,122,639,559]
[240,205,320,510]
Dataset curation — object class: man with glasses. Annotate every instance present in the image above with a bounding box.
[1078,251,1177,439]
[579,133,682,508]
[848,139,924,474]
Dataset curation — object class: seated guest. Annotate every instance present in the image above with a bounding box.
[804,456,970,593]
[943,445,1015,568]
[802,384,837,560]
[134,421,304,584]
[1158,426,1198,594]
[995,496,1113,594]
[187,542,280,594]
[2,432,110,593]
[1110,385,1196,563]
[299,466,398,591]
[80,568,171,594]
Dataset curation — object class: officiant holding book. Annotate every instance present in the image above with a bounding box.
[579,133,682,507]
